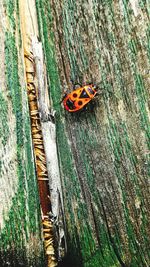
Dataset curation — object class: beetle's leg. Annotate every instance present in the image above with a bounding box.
[70,79,82,90]
[59,91,68,104]
[72,82,82,90]
[87,100,97,112]
[83,106,88,112]
[74,83,82,90]
[95,90,102,96]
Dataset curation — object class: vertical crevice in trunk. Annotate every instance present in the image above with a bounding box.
[19,1,66,266]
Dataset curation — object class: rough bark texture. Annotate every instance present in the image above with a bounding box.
[0,1,45,266]
[36,1,150,267]
[0,0,150,267]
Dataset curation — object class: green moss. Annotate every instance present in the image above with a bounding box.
[146,26,150,62]
[0,1,45,266]
[107,120,149,265]
[134,74,150,148]
[36,1,118,266]
[5,0,16,32]
[0,93,9,146]
[36,1,149,266]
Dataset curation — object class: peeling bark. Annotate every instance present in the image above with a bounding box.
[32,36,66,260]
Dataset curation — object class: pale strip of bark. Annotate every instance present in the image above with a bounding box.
[32,36,66,259]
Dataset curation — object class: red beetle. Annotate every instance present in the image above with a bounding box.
[62,84,98,112]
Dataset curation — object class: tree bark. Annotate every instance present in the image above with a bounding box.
[36,1,150,267]
[0,0,45,266]
[0,1,149,267]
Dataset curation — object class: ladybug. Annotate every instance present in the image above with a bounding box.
[62,84,98,112]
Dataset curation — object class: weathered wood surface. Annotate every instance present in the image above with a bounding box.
[36,1,150,267]
[0,1,45,266]
[0,0,150,267]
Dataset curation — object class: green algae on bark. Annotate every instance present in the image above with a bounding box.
[0,1,45,266]
[36,0,150,266]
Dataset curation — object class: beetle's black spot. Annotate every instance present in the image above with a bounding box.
[79,89,89,98]
[73,93,77,98]
[78,101,83,106]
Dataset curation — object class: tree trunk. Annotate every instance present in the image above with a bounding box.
[0,1,150,267]
[0,1,45,266]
